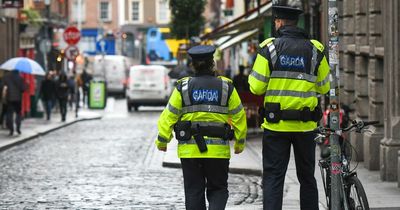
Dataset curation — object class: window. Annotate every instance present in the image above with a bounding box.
[81,36,96,53]
[71,0,86,22]
[99,1,111,21]
[157,0,170,24]
[129,0,142,23]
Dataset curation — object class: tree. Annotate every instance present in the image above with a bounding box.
[169,0,207,39]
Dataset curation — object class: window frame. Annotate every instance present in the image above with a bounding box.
[156,0,170,24]
[71,0,86,23]
[128,0,143,24]
[99,1,112,22]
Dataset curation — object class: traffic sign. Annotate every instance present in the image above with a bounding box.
[63,26,81,45]
[96,39,108,53]
[64,45,80,60]
[39,39,52,54]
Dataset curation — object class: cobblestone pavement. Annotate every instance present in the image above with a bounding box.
[0,104,262,209]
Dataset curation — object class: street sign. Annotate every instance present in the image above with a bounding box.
[64,45,80,60]
[63,26,81,45]
[39,39,52,54]
[96,39,108,53]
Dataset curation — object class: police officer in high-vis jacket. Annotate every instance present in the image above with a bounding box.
[156,45,247,210]
[248,5,330,210]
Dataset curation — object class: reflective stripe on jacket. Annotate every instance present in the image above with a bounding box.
[156,75,247,158]
[249,26,330,132]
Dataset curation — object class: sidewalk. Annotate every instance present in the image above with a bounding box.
[0,109,102,152]
[162,134,400,210]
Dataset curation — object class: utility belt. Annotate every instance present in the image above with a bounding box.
[264,102,322,123]
[174,121,234,153]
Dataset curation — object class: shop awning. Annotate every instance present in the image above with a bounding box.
[202,2,272,41]
[201,2,272,50]
[218,29,258,51]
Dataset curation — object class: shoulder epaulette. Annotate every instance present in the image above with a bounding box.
[176,77,190,84]
[259,38,276,48]
[176,77,191,91]
[310,39,325,52]
[218,76,233,83]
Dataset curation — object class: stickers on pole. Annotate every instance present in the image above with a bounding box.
[329,6,339,65]
[328,7,339,40]
[330,89,336,96]
[329,41,339,64]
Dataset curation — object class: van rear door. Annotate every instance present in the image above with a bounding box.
[130,66,166,91]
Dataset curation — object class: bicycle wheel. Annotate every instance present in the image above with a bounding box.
[345,175,370,210]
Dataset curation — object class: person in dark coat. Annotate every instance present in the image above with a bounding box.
[0,76,8,129]
[67,75,75,109]
[0,77,7,128]
[233,65,250,92]
[3,70,26,136]
[56,73,70,122]
[40,72,57,120]
[80,70,92,108]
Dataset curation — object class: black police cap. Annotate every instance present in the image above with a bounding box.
[188,45,216,60]
[272,5,303,20]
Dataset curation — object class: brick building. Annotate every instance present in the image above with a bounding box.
[69,0,120,55]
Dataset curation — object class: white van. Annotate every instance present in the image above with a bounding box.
[94,55,137,96]
[126,65,173,111]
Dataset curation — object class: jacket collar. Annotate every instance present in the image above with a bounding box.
[276,25,309,39]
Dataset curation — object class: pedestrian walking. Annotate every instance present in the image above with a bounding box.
[3,70,26,136]
[67,74,75,110]
[248,5,331,210]
[40,72,57,120]
[56,73,70,122]
[74,72,83,117]
[80,69,92,108]
[0,75,8,129]
[156,45,247,210]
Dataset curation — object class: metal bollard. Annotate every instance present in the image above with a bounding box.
[398,150,400,188]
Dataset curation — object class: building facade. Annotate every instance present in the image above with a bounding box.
[23,0,69,71]
[118,0,171,59]
[321,0,400,187]
[69,0,120,55]
[0,8,19,65]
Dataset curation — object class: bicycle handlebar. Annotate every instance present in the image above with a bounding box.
[314,120,379,135]
[363,121,380,126]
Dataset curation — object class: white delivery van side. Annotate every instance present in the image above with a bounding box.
[94,55,135,96]
[126,65,173,111]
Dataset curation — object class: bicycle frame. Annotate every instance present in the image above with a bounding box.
[315,120,378,210]
[318,135,355,210]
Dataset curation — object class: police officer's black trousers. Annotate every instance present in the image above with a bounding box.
[262,129,319,210]
[180,158,229,210]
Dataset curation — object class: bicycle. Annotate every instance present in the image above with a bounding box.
[314,120,379,210]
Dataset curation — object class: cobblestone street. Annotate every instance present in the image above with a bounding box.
[0,104,262,209]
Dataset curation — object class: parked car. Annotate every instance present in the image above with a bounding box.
[126,65,173,111]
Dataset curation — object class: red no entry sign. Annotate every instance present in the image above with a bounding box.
[63,26,81,45]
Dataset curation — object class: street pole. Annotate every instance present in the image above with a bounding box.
[77,0,82,31]
[43,0,51,72]
[327,1,343,209]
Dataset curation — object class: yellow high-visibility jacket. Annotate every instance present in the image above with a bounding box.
[249,32,330,132]
[156,75,247,159]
